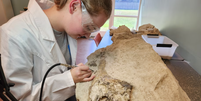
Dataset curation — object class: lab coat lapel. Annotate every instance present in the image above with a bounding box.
[28,0,67,65]
[28,0,55,52]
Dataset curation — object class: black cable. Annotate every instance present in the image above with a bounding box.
[39,63,61,101]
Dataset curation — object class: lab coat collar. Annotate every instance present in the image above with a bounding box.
[27,0,77,65]
[28,0,55,42]
[27,0,66,64]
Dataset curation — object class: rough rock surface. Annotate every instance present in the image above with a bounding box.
[110,25,131,36]
[137,23,162,35]
[76,26,190,101]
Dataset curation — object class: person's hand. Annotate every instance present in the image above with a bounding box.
[70,63,95,83]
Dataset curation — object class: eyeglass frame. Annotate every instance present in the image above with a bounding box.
[80,1,100,34]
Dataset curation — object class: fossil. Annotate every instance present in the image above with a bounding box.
[76,25,190,101]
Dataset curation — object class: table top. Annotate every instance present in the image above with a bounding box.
[164,60,201,101]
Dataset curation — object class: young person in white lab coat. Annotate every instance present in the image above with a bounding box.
[0,0,112,100]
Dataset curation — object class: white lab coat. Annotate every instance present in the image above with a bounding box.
[0,0,77,100]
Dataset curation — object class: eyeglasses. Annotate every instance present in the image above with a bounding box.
[81,1,100,33]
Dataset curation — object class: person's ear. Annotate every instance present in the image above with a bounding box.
[69,0,81,14]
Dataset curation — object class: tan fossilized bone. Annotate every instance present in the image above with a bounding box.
[137,23,162,35]
[76,25,190,101]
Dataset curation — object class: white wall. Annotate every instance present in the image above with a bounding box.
[140,0,201,75]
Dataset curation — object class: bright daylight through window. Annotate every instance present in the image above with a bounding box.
[100,0,141,31]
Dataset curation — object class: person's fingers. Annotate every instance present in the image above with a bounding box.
[78,70,91,76]
[87,69,92,72]
[73,67,91,77]
[71,65,94,83]
[80,68,93,73]
[81,72,92,78]
[77,63,84,66]
[76,64,93,72]
[79,65,90,71]
[82,75,96,82]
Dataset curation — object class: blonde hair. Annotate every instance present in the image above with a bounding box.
[54,0,112,18]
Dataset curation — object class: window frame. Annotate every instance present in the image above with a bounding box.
[91,0,142,37]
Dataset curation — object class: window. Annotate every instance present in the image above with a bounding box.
[92,0,142,37]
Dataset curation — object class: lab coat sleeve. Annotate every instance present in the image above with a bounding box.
[0,28,75,101]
